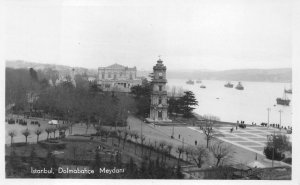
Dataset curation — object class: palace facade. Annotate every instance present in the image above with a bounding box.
[97,63,142,92]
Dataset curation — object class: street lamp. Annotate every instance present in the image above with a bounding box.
[267,108,271,128]
[279,110,283,131]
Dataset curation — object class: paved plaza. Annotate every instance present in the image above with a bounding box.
[189,126,290,156]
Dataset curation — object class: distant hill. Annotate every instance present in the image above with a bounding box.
[5,60,98,76]
[138,68,292,82]
[6,60,292,82]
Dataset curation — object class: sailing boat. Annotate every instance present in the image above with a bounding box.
[276,91,290,106]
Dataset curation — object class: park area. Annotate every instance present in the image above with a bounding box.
[5,113,291,179]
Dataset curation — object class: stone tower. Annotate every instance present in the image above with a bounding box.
[148,58,171,122]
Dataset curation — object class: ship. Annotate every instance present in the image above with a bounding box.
[284,89,292,94]
[284,84,292,94]
[186,80,194,85]
[276,91,290,106]
[200,85,206,88]
[235,82,244,90]
[224,82,233,88]
[196,80,202,83]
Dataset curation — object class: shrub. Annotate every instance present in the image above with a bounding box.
[263,146,284,161]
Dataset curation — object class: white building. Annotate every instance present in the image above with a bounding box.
[97,63,142,92]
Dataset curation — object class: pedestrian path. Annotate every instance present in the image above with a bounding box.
[188,126,285,156]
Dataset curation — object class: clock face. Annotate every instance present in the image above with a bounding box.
[158,72,163,76]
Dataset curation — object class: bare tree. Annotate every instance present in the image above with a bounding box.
[140,134,146,155]
[202,114,220,148]
[159,140,167,160]
[122,130,129,149]
[117,129,122,147]
[176,145,184,165]
[184,146,193,162]
[166,143,173,160]
[34,128,43,143]
[210,141,233,167]
[22,128,31,144]
[52,127,58,138]
[134,132,139,154]
[45,127,51,140]
[190,145,209,168]
[148,142,154,158]
[8,130,16,146]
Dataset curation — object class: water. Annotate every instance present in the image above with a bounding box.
[166,79,292,127]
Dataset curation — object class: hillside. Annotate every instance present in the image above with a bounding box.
[6,60,292,82]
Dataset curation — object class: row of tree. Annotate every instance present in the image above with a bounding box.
[6,67,134,127]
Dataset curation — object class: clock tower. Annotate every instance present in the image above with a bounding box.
[148,58,171,123]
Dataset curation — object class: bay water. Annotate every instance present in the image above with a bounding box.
[167,79,292,127]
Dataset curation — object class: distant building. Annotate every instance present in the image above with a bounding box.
[97,63,142,92]
[55,68,76,87]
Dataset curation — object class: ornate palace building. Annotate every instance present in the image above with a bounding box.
[147,58,171,123]
[97,63,142,92]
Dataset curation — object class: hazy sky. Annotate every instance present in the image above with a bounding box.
[5,0,292,71]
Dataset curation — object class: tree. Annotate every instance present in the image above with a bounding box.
[45,127,52,140]
[178,91,198,117]
[176,146,184,165]
[210,141,233,167]
[117,129,123,147]
[8,130,16,146]
[264,134,291,161]
[202,115,220,148]
[190,146,209,168]
[34,128,43,143]
[22,128,30,144]
[134,132,139,154]
[158,141,166,161]
[29,68,38,82]
[123,130,129,149]
[130,80,152,117]
[91,148,102,178]
[52,127,58,138]
[140,135,146,155]
[29,146,41,170]
[166,143,173,160]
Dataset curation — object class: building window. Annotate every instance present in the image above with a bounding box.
[120,72,122,76]
[114,73,117,80]
[158,97,162,104]
[108,73,111,78]
[130,73,133,80]
[159,85,162,91]
[102,73,105,79]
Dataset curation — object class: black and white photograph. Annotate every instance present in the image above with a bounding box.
[2,0,299,182]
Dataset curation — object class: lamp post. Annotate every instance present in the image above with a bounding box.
[279,110,282,131]
[267,108,271,128]
[272,129,275,167]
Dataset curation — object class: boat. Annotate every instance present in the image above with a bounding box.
[276,91,290,106]
[200,85,206,88]
[284,89,292,94]
[196,80,202,83]
[186,80,194,85]
[284,84,292,94]
[235,82,244,90]
[224,82,233,88]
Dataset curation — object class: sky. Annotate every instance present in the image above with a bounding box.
[4,0,293,71]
